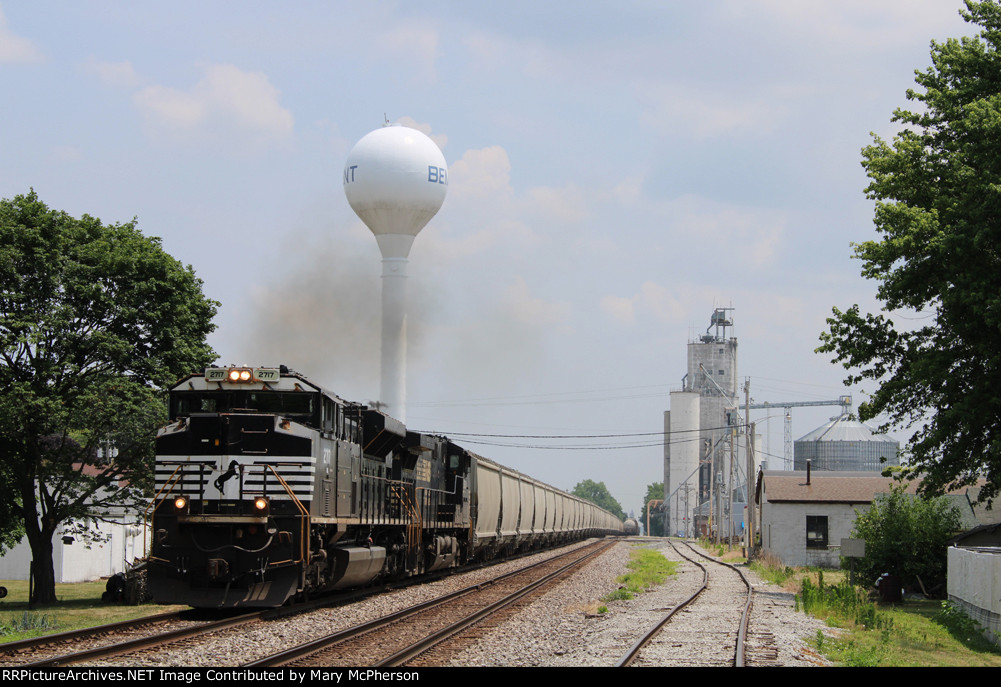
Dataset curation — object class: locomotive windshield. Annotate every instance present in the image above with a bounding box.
[171,390,320,426]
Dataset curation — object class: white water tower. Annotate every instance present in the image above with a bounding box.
[343,124,448,422]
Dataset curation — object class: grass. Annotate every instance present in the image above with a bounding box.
[0,579,186,643]
[747,557,1001,667]
[601,546,678,603]
[749,549,797,586]
[808,600,1001,667]
[696,537,747,564]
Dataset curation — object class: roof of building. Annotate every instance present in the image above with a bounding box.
[756,470,991,528]
[949,522,1001,546]
[757,470,913,504]
[964,487,1001,526]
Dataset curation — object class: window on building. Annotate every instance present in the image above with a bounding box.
[806,515,828,548]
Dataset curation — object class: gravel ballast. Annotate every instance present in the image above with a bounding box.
[444,538,833,667]
[75,538,832,667]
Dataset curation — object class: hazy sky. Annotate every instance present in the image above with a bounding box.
[0,1,974,515]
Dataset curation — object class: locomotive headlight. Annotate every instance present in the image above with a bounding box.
[253,496,269,512]
[174,496,187,510]
[227,368,253,382]
[213,366,278,384]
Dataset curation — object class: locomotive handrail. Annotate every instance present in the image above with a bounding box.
[143,464,189,561]
[152,460,214,500]
[259,464,310,568]
[147,464,184,517]
[389,483,422,571]
[245,460,310,498]
[147,462,310,568]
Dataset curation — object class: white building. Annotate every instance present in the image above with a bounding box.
[756,468,979,568]
[0,516,146,583]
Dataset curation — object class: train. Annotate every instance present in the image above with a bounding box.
[147,365,624,608]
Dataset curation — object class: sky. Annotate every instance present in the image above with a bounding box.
[0,1,976,517]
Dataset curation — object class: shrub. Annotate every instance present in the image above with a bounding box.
[846,485,962,595]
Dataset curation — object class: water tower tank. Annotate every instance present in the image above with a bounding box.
[343,125,448,259]
[342,123,448,422]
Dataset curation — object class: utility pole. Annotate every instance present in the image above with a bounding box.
[708,439,715,542]
[683,483,690,538]
[744,379,755,558]
[728,425,735,546]
[747,422,756,556]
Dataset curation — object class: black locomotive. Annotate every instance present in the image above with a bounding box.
[147,365,623,608]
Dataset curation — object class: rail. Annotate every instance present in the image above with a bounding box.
[615,539,752,667]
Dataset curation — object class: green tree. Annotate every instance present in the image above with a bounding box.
[643,481,664,536]
[0,451,24,553]
[571,479,625,521]
[848,486,963,593]
[0,191,218,603]
[818,1,1001,504]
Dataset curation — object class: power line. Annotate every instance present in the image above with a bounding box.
[409,424,738,451]
[452,437,670,450]
[408,383,672,408]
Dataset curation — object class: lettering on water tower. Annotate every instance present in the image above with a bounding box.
[343,163,446,186]
[427,166,448,184]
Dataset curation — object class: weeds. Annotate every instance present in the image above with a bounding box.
[750,550,795,587]
[799,571,896,665]
[601,588,633,602]
[751,556,1001,666]
[933,602,998,652]
[835,635,891,667]
[0,611,57,636]
[799,571,893,631]
[697,536,727,558]
[600,547,677,605]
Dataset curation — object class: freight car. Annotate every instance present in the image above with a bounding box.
[147,365,623,608]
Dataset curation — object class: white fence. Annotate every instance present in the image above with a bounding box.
[947,546,1001,648]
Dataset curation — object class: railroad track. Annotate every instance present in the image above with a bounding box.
[0,540,613,668]
[616,539,755,667]
[3,576,433,667]
[0,611,206,666]
[246,539,617,667]
[4,610,265,667]
[0,610,190,662]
